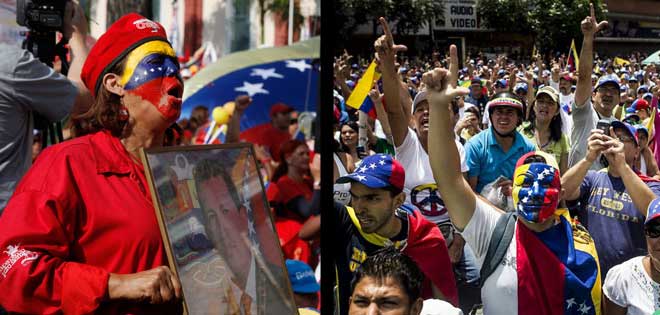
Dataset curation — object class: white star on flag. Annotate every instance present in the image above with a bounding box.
[250,68,284,80]
[378,160,386,165]
[566,298,576,309]
[578,302,591,314]
[359,166,368,173]
[522,197,529,203]
[286,60,312,72]
[369,163,377,169]
[235,81,269,97]
[537,173,545,180]
[356,175,366,181]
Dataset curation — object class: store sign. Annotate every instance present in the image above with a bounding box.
[434,0,480,31]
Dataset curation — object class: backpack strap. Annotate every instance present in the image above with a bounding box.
[478,211,517,288]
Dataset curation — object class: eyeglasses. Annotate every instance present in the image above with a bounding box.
[646,221,660,238]
[617,135,635,143]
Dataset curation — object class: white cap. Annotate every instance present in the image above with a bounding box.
[412,89,428,114]
[421,299,463,315]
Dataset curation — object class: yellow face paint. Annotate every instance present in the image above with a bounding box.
[120,40,176,86]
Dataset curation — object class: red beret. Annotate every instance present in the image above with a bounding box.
[81,13,170,97]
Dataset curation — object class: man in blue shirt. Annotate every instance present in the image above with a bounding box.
[464,92,536,194]
[465,78,488,116]
[562,121,660,277]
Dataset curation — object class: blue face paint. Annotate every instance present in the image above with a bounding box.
[512,163,561,223]
[124,54,181,90]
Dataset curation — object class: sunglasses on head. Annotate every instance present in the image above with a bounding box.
[645,220,660,238]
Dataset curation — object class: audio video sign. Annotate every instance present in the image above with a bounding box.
[435,0,480,30]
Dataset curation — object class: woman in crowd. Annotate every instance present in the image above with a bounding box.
[603,197,660,314]
[339,121,362,166]
[456,105,482,142]
[519,86,570,174]
[0,13,185,314]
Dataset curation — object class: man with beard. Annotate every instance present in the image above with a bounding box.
[329,153,458,315]
[464,92,536,194]
[569,4,616,169]
[374,17,478,312]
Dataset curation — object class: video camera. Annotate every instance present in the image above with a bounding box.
[16,0,68,68]
[16,0,69,146]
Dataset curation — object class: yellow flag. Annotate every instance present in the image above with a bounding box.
[569,39,580,69]
[647,107,656,139]
[346,60,381,109]
[614,57,630,66]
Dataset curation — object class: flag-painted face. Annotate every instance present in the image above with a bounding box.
[512,163,560,223]
[120,41,183,122]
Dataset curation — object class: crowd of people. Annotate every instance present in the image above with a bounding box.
[0,2,321,314]
[332,7,660,315]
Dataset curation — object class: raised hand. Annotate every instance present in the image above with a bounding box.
[374,17,407,70]
[234,95,251,113]
[580,3,608,37]
[422,45,470,108]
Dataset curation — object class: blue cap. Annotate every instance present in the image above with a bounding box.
[611,120,638,146]
[623,113,640,124]
[495,79,508,88]
[346,80,355,89]
[644,93,653,100]
[286,259,320,294]
[629,76,639,82]
[638,85,649,94]
[646,198,660,225]
[626,106,636,113]
[636,124,649,137]
[336,154,405,191]
[498,69,506,77]
[514,83,528,93]
[471,77,483,85]
[595,76,621,91]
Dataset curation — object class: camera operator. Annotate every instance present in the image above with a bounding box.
[0,1,91,214]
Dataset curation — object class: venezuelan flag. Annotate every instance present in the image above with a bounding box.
[346,60,381,113]
[567,39,580,72]
[614,57,630,66]
[516,209,601,315]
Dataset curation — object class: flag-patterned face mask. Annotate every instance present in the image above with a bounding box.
[512,163,561,223]
[120,41,183,122]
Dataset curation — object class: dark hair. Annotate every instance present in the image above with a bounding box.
[350,247,424,304]
[524,97,563,143]
[71,58,129,138]
[271,139,308,182]
[339,121,359,153]
[192,158,241,207]
[465,105,481,121]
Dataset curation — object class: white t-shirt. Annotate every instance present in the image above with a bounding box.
[603,256,660,315]
[333,153,351,206]
[395,128,468,224]
[460,198,518,315]
[559,93,575,139]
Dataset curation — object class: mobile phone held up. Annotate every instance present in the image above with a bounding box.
[596,119,611,135]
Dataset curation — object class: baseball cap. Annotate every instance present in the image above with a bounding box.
[498,69,506,77]
[636,124,649,138]
[623,113,640,124]
[495,79,508,88]
[638,85,649,94]
[595,76,621,91]
[629,76,639,83]
[632,99,650,111]
[412,90,428,113]
[611,121,639,146]
[514,83,528,93]
[471,78,483,86]
[535,86,559,104]
[645,197,660,225]
[285,259,320,294]
[644,93,653,100]
[560,74,573,82]
[270,103,294,117]
[336,154,405,191]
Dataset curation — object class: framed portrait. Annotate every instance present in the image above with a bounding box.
[140,143,298,315]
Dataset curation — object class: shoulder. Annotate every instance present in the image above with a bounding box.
[466,130,488,149]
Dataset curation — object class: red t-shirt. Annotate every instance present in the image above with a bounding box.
[0,131,176,314]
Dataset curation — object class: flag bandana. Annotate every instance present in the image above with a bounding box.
[517,209,601,315]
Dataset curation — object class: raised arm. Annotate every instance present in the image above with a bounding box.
[574,3,608,108]
[375,17,409,147]
[225,95,251,143]
[426,45,474,230]
[562,130,608,201]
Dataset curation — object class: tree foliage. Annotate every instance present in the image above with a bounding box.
[334,0,444,40]
[477,0,607,54]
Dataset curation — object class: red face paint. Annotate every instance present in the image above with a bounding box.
[127,76,183,122]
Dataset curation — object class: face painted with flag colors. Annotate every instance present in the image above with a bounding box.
[512,163,561,223]
[120,41,183,122]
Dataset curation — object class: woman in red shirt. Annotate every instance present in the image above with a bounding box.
[0,13,184,314]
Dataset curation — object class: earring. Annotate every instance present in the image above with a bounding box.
[119,97,129,121]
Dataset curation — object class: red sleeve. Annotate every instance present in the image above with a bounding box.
[0,150,109,314]
[403,211,459,306]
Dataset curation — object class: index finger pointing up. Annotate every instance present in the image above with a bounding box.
[379,17,393,45]
[590,2,595,19]
[449,45,459,88]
